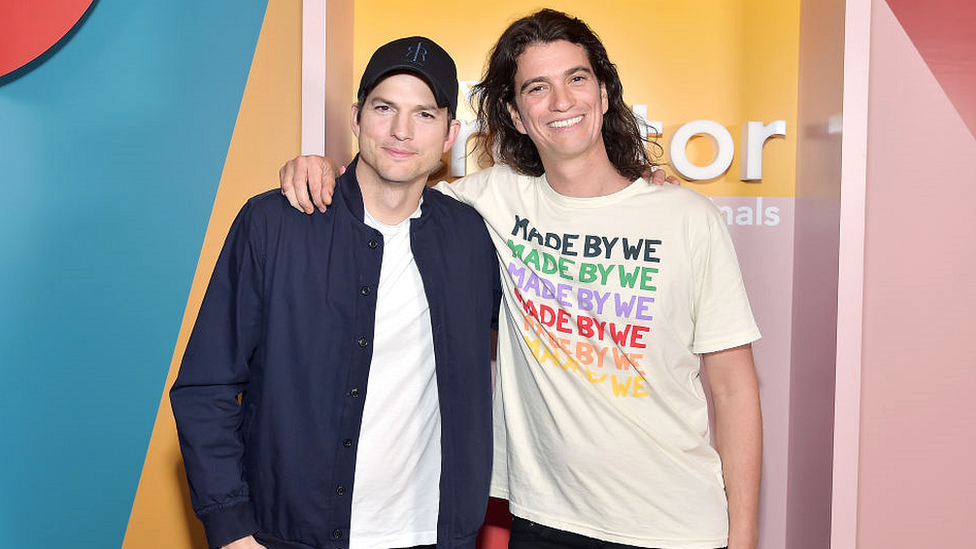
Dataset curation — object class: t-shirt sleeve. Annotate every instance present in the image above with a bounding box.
[432,167,497,207]
[689,205,761,354]
[432,179,462,201]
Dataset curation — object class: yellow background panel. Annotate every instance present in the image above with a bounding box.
[122,0,301,546]
[353,0,799,196]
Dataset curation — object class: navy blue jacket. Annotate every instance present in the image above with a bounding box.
[171,158,500,549]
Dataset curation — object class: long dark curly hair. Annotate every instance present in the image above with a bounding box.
[472,9,657,179]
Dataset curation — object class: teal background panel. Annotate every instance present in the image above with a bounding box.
[0,0,269,546]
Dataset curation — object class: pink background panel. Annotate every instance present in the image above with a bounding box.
[789,3,845,549]
[857,0,976,546]
[886,0,976,139]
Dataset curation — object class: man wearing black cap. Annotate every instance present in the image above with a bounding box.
[170,37,500,549]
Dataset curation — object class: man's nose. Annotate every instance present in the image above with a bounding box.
[550,84,573,112]
[391,113,412,140]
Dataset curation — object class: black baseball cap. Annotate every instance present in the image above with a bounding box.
[358,36,458,117]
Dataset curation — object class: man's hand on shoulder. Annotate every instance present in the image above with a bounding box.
[222,534,266,548]
[279,155,343,214]
[645,165,680,186]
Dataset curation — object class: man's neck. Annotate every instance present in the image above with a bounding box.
[355,164,425,225]
[541,143,632,198]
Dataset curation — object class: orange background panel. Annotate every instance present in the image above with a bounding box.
[121,0,301,546]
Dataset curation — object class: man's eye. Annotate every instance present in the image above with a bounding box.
[375,105,391,112]
[529,85,546,93]
[419,111,435,119]
[571,75,586,83]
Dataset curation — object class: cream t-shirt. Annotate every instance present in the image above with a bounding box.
[435,165,760,548]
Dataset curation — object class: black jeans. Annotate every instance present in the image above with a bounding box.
[508,516,727,549]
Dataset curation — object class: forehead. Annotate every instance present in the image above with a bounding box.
[514,40,592,82]
[365,72,438,103]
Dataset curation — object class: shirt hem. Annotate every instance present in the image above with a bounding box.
[349,530,437,549]
[508,502,727,549]
[489,482,510,500]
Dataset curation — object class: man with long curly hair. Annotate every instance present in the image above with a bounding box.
[279,10,761,549]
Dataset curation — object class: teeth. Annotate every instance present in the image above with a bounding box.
[548,115,583,128]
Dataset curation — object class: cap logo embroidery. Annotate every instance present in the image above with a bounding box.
[406,41,427,64]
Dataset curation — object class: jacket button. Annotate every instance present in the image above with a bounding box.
[360,285,371,296]
[336,485,345,495]
[343,438,352,447]
[350,387,360,397]
[333,529,343,539]
[368,239,378,249]
[358,337,368,347]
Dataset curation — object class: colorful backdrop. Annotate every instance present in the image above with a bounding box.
[6,1,975,548]
[0,1,860,548]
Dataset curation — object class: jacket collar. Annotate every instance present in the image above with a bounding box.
[335,155,367,222]
[336,154,434,226]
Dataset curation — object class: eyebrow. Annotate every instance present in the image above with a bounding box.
[368,95,442,115]
[518,66,594,94]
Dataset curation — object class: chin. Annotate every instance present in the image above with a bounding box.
[377,168,422,184]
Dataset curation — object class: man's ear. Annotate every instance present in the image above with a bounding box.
[442,119,462,154]
[350,102,361,138]
[600,83,609,115]
[507,102,527,135]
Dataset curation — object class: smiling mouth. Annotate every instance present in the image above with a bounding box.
[548,115,583,129]
[383,147,415,158]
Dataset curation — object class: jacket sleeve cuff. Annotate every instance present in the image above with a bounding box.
[199,500,259,548]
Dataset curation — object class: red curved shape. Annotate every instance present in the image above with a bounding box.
[0,0,95,78]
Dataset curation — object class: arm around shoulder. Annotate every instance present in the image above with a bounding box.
[279,154,341,214]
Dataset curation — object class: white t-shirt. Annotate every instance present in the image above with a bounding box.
[436,166,760,548]
[350,203,440,549]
